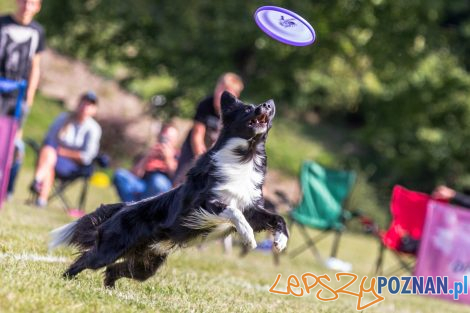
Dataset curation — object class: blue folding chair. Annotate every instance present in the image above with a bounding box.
[0,78,26,209]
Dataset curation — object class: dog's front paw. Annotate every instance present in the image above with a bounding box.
[243,232,257,250]
[273,231,288,253]
[237,221,257,249]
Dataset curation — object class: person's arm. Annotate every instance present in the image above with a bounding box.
[160,143,178,177]
[43,112,67,144]
[26,54,41,108]
[60,123,102,165]
[190,121,207,157]
[432,185,470,209]
[131,151,151,178]
[56,146,83,163]
[451,192,470,209]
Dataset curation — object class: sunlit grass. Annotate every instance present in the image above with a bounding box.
[1,170,469,313]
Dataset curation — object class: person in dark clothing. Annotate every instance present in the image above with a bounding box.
[172,72,244,186]
[0,0,46,199]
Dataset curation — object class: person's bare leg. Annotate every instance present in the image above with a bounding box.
[34,146,57,181]
[38,167,55,202]
[32,146,57,205]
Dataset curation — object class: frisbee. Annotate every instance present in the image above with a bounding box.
[254,6,316,46]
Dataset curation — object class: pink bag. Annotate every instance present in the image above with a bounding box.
[0,115,17,209]
[414,200,470,303]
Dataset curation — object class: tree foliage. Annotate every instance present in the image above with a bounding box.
[38,0,470,191]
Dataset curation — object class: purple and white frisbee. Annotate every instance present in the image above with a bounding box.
[254,6,316,46]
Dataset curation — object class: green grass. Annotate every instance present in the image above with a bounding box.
[1,171,469,313]
[0,0,14,12]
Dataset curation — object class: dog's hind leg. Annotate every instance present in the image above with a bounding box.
[104,253,168,288]
[63,251,93,279]
[63,247,122,279]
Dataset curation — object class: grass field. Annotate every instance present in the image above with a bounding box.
[1,172,469,313]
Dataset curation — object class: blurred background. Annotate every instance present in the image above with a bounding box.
[2,0,470,225]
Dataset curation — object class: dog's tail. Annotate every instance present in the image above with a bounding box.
[49,202,125,251]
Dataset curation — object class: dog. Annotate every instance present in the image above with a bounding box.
[49,91,289,288]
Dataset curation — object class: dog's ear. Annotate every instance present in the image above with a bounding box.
[221,91,239,115]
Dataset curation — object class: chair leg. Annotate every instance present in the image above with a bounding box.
[290,224,324,264]
[49,181,72,212]
[373,240,415,276]
[78,178,89,211]
[287,215,295,239]
[291,228,330,257]
[391,251,415,274]
[375,242,385,275]
[330,229,342,259]
[272,252,280,266]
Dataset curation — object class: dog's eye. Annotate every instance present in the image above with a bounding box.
[244,107,251,113]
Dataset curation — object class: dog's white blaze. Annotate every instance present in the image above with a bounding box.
[213,138,264,210]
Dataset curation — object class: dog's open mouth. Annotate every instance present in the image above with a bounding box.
[249,113,269,127]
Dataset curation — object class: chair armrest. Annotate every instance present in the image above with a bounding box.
[24,138,40,154]
[274,190,292,206]
[343,208,381,235]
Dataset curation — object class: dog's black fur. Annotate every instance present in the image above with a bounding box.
[50,91,289,288]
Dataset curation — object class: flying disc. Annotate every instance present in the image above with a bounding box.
[254,6,316,46]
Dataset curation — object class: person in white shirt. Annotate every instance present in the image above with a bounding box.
[30,91,102,207]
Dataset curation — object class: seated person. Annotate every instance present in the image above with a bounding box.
[30,91,102,207]
[432,185,470,208]
[113,123,179,202]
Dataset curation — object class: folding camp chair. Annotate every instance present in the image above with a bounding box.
[277,161,359,265]
[373,185,430,275]
[0,78,26,209]
[26,138,110,213]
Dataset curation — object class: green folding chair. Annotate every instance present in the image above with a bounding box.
[279,161,358,264]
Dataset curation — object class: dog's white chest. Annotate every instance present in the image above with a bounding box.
[212,138,264,209]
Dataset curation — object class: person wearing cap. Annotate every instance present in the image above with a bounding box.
[29,92,102,207]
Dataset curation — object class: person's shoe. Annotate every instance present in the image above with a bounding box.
[256,239,273,251]
[68,209,86,218]
[35,198,47,208]
[29,179,42,195]
[325,257,353,272]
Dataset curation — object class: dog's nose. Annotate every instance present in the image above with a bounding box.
[255,100,275,116]
[262,102,271,110]
[263,100,275,113]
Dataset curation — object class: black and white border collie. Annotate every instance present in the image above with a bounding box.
[50,91,289,288]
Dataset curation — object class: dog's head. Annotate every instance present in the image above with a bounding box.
[219,91,275,141]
